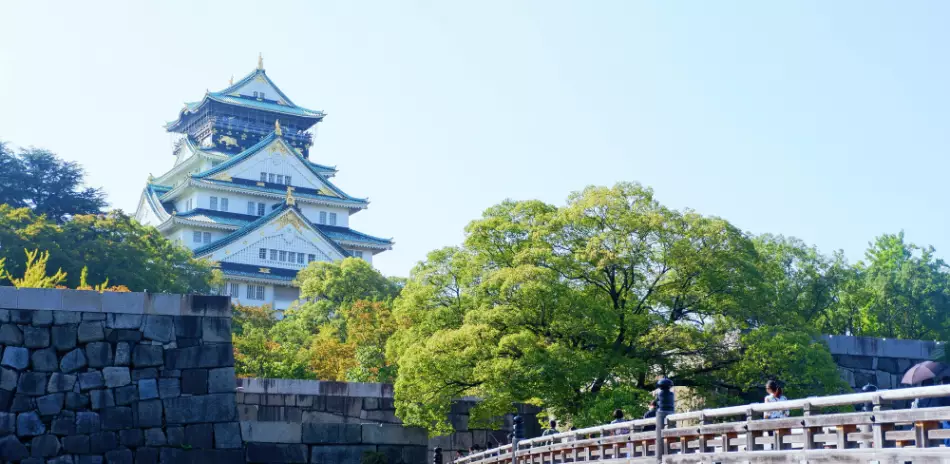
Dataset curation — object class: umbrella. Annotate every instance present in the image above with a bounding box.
[901,361,949,385]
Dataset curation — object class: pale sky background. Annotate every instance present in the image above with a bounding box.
[2,1,950,277]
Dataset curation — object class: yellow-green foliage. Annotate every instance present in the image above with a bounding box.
[2,249,67,289]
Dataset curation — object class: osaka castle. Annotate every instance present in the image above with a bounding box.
[134,57,393,310]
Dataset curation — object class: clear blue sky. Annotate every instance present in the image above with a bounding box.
[3,1,950,277]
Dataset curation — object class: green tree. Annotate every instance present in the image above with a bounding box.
[0,205,214,293]
[390,183,845,434]
[1,249,67,288]
[0,142,106,222]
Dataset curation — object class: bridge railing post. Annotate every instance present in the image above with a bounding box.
[871,393,891,449]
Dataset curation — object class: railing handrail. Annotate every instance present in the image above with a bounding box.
[455,384,950,464]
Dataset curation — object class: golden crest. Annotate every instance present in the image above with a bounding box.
[241,133,247,140]
[259,267,271,274]
[218,136,239,149]
[211,173,232,182]
[275,211,305,233]
[256,182,266,187]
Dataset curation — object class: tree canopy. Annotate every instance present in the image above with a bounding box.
[0,205,215,293]
[0,142,107,222]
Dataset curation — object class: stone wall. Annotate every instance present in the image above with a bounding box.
[235,377,541,464]
[822,334,943,390]
[0,287,239,463]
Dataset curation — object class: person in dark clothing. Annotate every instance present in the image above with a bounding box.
[610,409,629,435]
[642,400,658,432]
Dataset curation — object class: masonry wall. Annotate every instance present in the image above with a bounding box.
[0,287,239,463]
[822,334,943,391]
[235,378,541,464]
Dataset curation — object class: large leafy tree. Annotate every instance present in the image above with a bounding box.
[390,183,845,434]
[0,205,215,293]
[0,142,107,222]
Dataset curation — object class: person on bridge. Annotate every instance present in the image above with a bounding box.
[642,400,658,432]
[542,420,559,437]
[610,409,630,435]
[763,380,789,419]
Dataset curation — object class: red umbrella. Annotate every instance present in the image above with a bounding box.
[901,361,949,385]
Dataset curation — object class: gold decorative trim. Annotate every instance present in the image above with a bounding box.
[259,267,271,274]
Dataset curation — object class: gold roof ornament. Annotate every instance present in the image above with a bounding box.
[229,75,234,86]
[274,119,282,136]
[285,186,296,206]
[258,52,264,70]
[147,173,154,182]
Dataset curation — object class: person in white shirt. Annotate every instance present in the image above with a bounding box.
[763,380,789,419]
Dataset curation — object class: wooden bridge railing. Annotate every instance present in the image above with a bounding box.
[454,384,950,464]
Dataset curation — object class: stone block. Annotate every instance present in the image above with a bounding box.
[239,420,302,443]
[147,293,183,316]
[0,411,13,435]
[164,393,236,424]
[160,368,181,378]
[238,404,259,421]
[245,443,309,463]
[186,295,229,318]
[258,406,302,422]
[100,406,133,431]
[22,326,49,348]
[208,367,234,393]
[80,455,104,464]
[11,309,30,323]
[103,366,131,388]
[30,347,58,372]
[53,311,82,325]
[51,411,75,435]
[17,411,45,436]
[86,341,113,368]
[297,395,313,408]
[158,378,180,398]
[17,372,48,396]
[11,393,33,412]
[362,409,400,424]
[65,391,88,409]
[102,292,145,314]
[175,316,202,339]
[364,397,379,410]
[166,425,184,446]
[76,411,100,433]
[115,384,137,405]
[0,286,15,309]
[143,315,175,342]
[78,321,105,343]
[344,397,363,417]
[47,373,76,393]
[88,431,118,454]
[132,368,158,380]
[83,312,106,321]
[133,344,164,367]
[302,410,346,424]
[60,348,87,373]
[52,324,78,351]
[90,389,115,410]
[62,289,101,312]
[181,369,208,395]
[31,310,53,326]
[145,427,166,446]
[213,422,242,449]
[135,400,163,428]
[17,288,62,310]
[0,324,23,344]
[362,423,428,446]
[112,329,142,343]
[0,389,11,410]
[114,342,131,366]
[0,367,18,390]
[36,393,64,415]
[164,344,233,369]
[184,423,214,449]
[63,434,90,454]
[79,371,105,391]
[201,317,230,343]
[0,434,28,461]
[303,423,363,444]
[1,346,29,370]
[310,445,377,464]
[30,434,61,457]
[138,379,158,400]
[108,313,143,329]
[119,428,143,447]
[0,309,8,323]
[105,448,133,464]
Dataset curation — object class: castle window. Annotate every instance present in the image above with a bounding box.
[192,231,201,243]
[229,283,239,296]
[288,252,296,263]
[285,176,292,185]
[308,254,316,263]
[268,174,275,183]
[297,253,305,264]
[257,203,265,216]
[260,172,267,182]
[259,248,266,259]
[210,197,218,210]
[247,201,255,215]
[246,284,265,300]
[329,213,337,226]
[352,251,364,259]
[279,251,287,262]
[256,285,265,300]
[221,198,229,212]
[276,175,284,184]
[269,249,277,261]
[319,212,327,224]
[202,232,211,244]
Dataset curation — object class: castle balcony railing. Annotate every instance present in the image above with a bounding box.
[455,384,950,464]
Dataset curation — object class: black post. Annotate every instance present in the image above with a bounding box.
[655,378,674,462]
[434,447,443,464]
[512,415,524,464]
